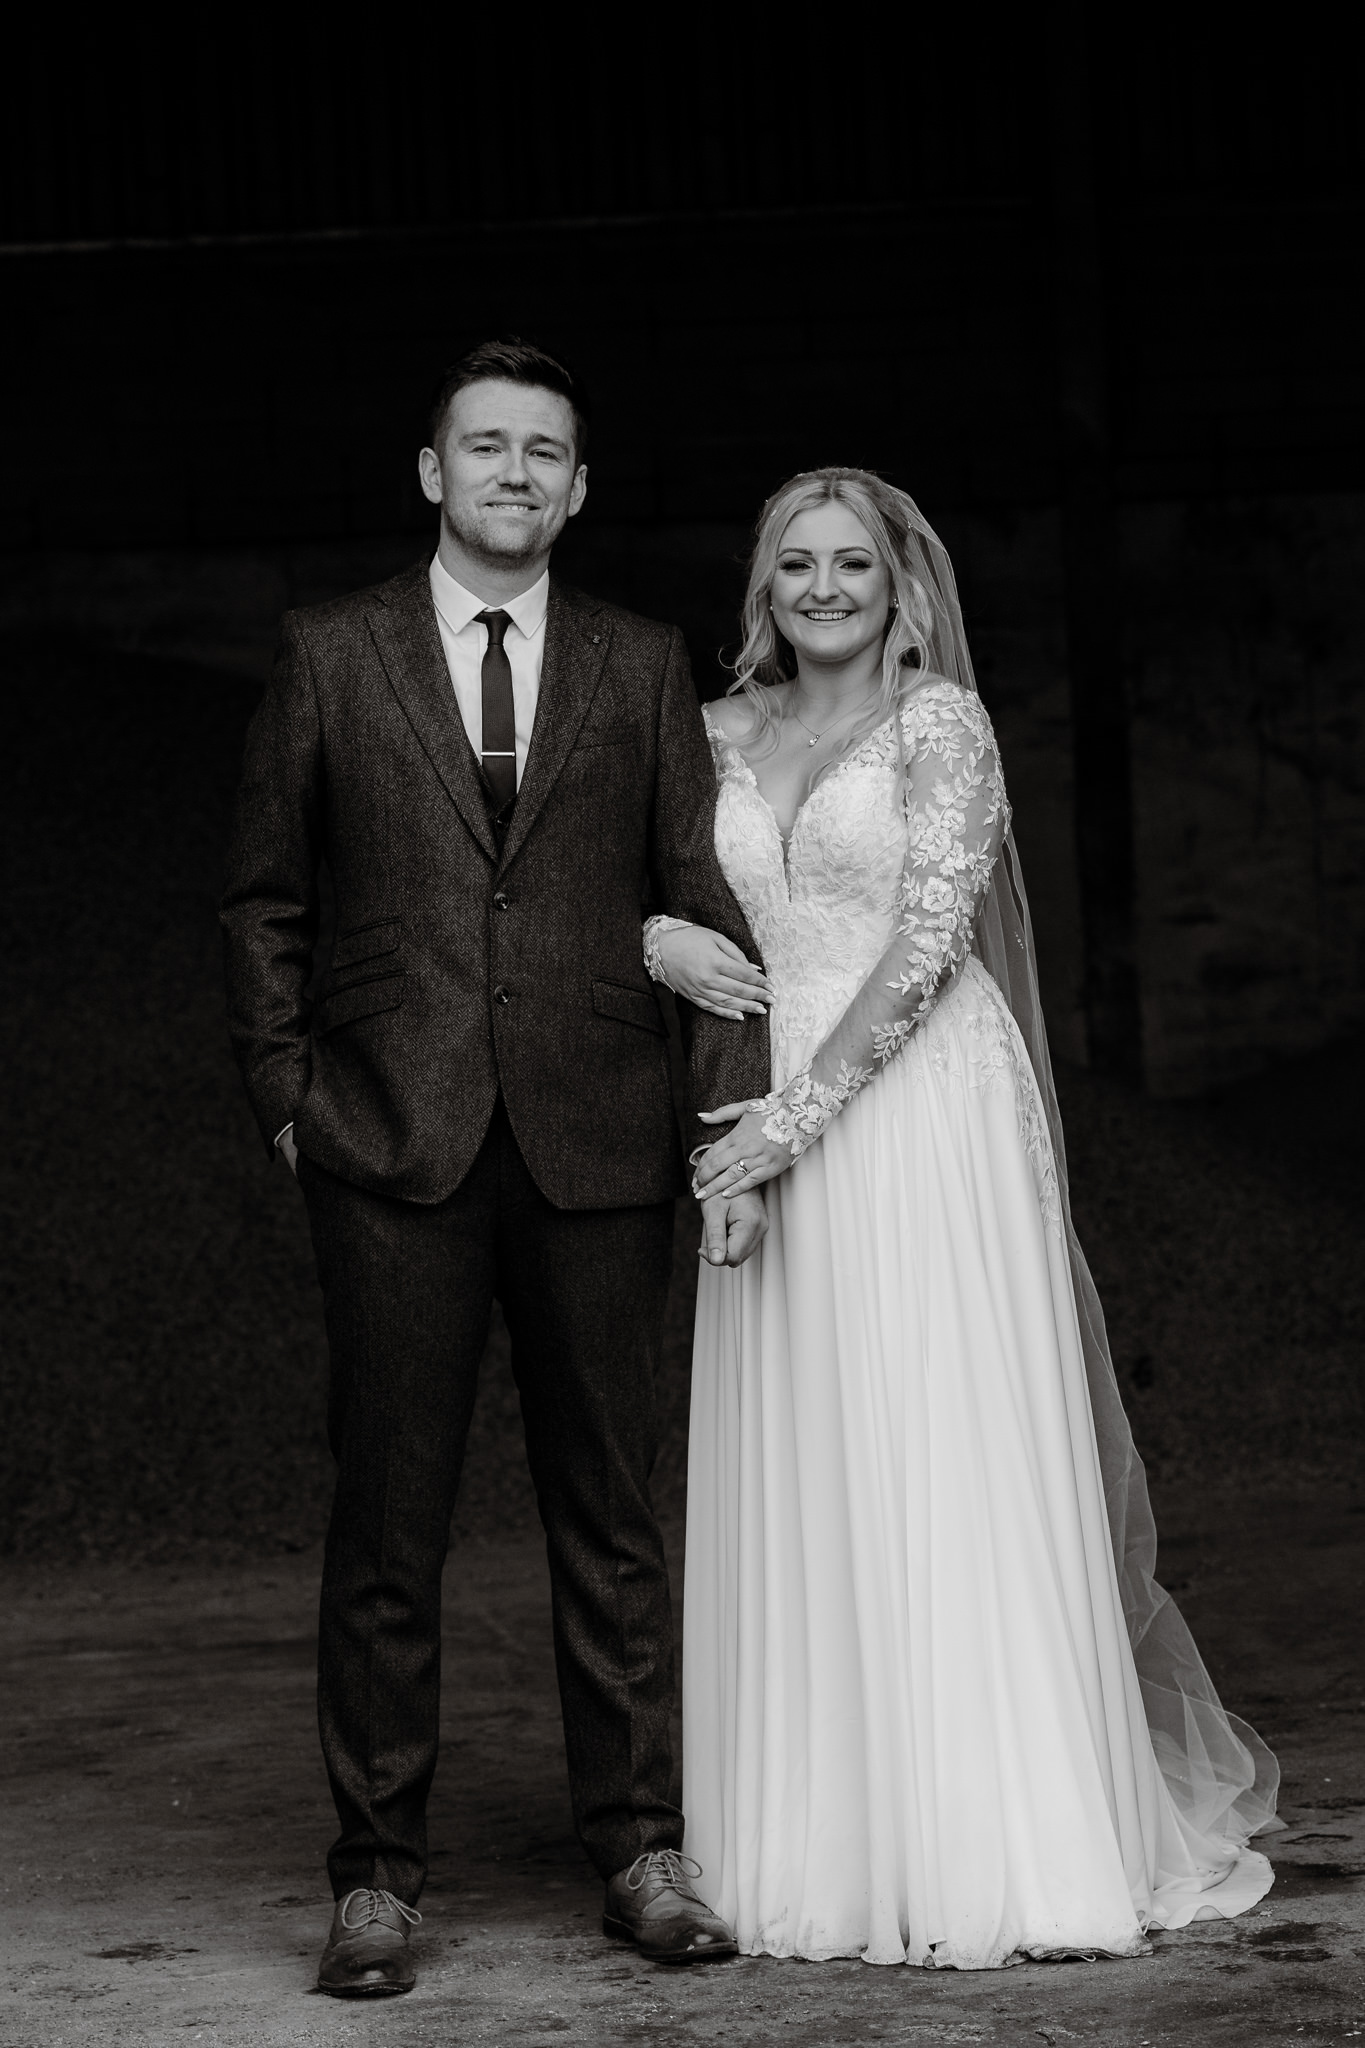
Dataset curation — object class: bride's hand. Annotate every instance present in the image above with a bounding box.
[691,1105,794,1200]
[658,926,772,1020]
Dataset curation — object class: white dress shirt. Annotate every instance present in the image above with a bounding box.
[428,554,549,787]
[275,558,550,1155]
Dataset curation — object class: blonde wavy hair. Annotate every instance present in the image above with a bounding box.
[725,467,948,788]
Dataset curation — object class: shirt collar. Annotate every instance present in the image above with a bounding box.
[429,555,549,639]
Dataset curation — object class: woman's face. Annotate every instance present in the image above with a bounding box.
[769,502,892,675]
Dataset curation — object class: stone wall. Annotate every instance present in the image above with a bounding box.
[3,490,1361,1096]
[1128,495,1365,1094]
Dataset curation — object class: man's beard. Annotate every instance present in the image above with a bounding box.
[445,499,565,566]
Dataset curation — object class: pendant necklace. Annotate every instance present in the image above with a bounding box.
[788,694,874,749]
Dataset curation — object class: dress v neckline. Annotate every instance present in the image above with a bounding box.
[707,706,897,882]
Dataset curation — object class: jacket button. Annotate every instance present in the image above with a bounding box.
[493,890,510,911]
[493,985,511,1005]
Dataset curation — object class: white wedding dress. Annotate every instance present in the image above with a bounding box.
[667,682,1275,1969]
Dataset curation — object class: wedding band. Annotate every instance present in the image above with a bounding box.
[732,1160,748,1177]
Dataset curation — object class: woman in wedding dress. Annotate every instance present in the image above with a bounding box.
[643,469,1279,1970]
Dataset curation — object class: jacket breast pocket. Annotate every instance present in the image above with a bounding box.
[314,969,405,1037]
[332,918,401,970]
[593,979,667,1037]
[573,721,640,750]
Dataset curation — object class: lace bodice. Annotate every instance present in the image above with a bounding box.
[646,680,1010,1153]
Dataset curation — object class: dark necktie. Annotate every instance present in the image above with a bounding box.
[476,609,517,814]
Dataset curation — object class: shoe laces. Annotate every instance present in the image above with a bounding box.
[339,1887,422,1931]
[624,1849,704,1898]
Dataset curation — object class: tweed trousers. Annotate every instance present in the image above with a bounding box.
[298,1100,679,1905]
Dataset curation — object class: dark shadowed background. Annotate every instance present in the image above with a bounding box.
[3,10,1362,1561]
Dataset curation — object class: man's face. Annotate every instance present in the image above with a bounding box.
[418,379,587,568]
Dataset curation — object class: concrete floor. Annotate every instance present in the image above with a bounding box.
[4,1496,1363,2047]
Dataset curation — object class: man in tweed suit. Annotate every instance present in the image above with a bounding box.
[221,340,770,1995]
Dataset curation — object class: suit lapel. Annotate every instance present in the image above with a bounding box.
[497,581,609,872]
[366,564,499,862]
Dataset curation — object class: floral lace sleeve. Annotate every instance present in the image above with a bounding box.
[758,684,1010,1156]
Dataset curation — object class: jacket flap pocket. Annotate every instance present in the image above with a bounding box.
[315,970,405,1037]
[593,978,667,1036]
[332,918,401,970]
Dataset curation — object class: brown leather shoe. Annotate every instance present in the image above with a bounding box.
[316,1887,421,1996]
[603,1850,737,1963]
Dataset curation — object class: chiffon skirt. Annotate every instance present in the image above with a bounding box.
[682,960,1273,1968]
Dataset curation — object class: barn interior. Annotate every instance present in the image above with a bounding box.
[3,11,1363,2043]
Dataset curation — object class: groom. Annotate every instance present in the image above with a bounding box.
[221,339,769,1995]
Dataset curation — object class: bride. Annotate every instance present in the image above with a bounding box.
[643,468,1280,1970]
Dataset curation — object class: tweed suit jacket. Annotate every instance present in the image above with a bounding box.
[220,559,770,1208]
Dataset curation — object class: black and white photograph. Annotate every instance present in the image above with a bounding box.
[3,11,1363,2045]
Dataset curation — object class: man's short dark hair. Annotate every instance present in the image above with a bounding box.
[427,338,590,461]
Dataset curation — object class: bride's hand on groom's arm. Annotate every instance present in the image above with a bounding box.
[691,1107,795,1202]
[700,1190,767,1268]
[658,927,772,1021]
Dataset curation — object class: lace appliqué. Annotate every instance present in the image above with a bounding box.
[1008,1034,1062,1231]
[887,719,1009,1035]
[752,683,1009,1155]
[702,689,1056,1226]
[918,967,1062,1231]
[642,914,694,989]
[755,1060,873,1157]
